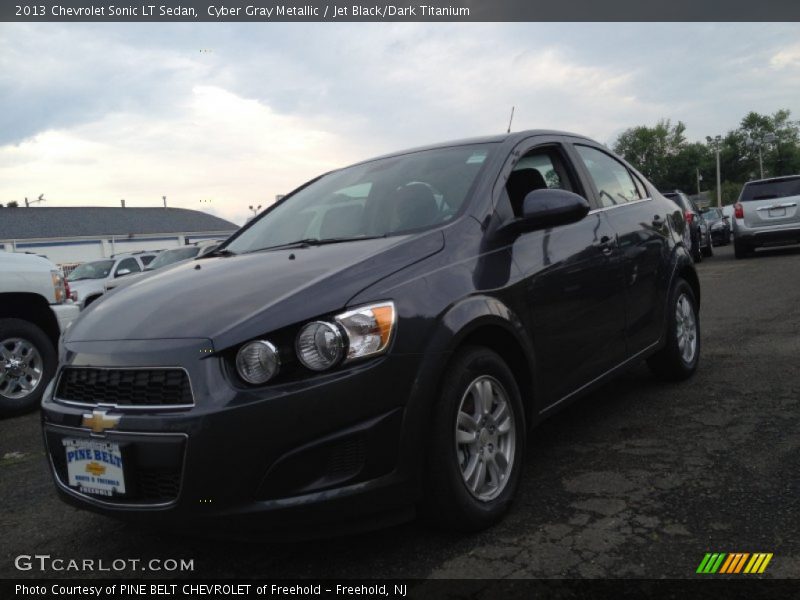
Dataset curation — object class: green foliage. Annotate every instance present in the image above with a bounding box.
[6,200,19,208]
[613,109,800,197]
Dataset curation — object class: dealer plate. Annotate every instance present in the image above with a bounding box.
[62,438,126,496]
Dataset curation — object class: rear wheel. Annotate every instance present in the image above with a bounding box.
[734,240,751,259]
[701,238,713,257]
[0,318,57,417]
[691,230,702,263]
[423,346,525,531]
[647,279,700,381]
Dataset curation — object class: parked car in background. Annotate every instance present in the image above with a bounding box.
[701,207,731,246]
[66,251,159,309]
[43,130,700,536]
[103,241,223,295]
[0,252,79,416]
[733,175,800,259]
[662,191,712,261]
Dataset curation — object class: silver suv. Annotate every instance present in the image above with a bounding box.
[733,175,800,259]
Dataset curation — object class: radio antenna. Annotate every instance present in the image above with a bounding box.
[506,106,515,133]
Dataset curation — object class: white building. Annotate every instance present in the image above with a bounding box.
[0,206,238,265]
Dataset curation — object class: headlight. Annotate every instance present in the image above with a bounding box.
[51,270,66,303]
[296,321,345,371]
[294,301,396,372]
[236,340,280,384]
[335,301,396,362]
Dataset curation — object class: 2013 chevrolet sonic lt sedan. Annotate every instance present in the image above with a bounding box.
[42,130,701,537]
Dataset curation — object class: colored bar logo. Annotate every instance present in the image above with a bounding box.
[697,553,773,574]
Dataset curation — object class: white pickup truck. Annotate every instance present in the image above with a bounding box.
[0,252,80,416]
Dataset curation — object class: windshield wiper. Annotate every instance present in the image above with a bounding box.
[201,247,238,258]
[254,235,386,252]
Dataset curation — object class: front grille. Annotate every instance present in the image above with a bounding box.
[56,368,193,408]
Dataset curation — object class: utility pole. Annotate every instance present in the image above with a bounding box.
[248,204,262,217]
[696,168,702,195]
[163,195,167,208]
[746,133,777,179]
[706,135,722,208]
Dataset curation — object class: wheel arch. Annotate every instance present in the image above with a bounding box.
[416,295,539,428]
[0,292,60,350]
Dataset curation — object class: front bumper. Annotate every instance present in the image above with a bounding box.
[50,303,80,334]
[709,228,729,245]
[41,338,427,538]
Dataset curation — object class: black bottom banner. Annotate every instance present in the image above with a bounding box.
[4,579,800,600]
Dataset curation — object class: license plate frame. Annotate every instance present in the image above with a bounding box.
[768,207,786,218]
[62,437,126,497]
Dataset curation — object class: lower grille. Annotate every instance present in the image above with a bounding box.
[56,368,193,408]
[46,430,185,506]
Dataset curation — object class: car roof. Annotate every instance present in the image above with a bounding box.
[744,174,800,185]
[348,129,593,166]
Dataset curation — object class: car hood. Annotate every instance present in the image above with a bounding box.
[66,232,444,348]
[68,278,105,298]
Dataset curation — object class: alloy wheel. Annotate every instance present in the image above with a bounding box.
[455,375,516,501]
[0,337,44,400]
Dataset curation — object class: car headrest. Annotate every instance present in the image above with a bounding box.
[506,168,548,215]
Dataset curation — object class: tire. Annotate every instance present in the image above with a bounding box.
[734,241,751,259]
[84,295,101,308]
[0,318,57,417]
[647,279,700,381]
[423,346,526,531]
[691,230,702,263]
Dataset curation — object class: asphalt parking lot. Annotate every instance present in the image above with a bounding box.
[2,243,799,580]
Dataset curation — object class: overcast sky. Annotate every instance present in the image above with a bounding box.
[2,22,799,225]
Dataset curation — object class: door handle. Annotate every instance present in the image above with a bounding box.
[593,235,614,255]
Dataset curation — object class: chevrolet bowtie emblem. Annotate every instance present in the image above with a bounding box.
[82,409,121,433]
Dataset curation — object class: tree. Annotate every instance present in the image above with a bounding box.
[6,201,19,208]
[613,119,689,187]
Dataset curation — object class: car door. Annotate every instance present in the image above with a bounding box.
[569,143,671,355]
[500,138,628,403]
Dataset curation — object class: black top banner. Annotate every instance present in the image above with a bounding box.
[2,0,800,22]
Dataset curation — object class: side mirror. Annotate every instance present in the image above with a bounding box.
[116,268,131,277]
[508,189,590,235]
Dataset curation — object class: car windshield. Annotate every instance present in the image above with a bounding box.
[67,260,114,281]
[146,246,200,270]
[225,143,495,254]
[704,208,723,219]
[740,177,800,202]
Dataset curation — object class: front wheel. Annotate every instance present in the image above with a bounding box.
[423,346,526,531]
[0,318,57,417]
[647,279,700,381]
